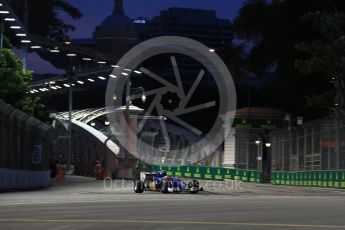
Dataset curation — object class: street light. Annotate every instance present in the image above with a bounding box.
[50,49,60,53]
[10,25,21,29]
[253,132,271,182]
[141,94,147,103]
[254,138,262,172]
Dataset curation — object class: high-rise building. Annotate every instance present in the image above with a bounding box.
[143,7,233,51]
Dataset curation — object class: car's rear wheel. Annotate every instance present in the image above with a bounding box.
[134,180,144,193]
[144,180,151,190]
[188,179,200,194]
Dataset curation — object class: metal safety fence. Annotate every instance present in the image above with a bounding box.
[233,129,266,171]
[0,100,51,171]
[0,100,51,189]
[271,113,345,172]
[270,112,345,188]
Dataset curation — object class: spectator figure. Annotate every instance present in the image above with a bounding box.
[56,162,66,182]
[95,160,104,180]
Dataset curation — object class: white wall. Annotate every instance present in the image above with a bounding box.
[223,129,236,167]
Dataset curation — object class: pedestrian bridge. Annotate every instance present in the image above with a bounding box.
[51,106,222,178]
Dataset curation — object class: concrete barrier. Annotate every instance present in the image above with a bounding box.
[0,168,50,190]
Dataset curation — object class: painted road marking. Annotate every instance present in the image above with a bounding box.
[0,195,339,206]
[0,219,344,228]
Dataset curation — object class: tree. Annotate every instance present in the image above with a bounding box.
[234,0,345,119]
[7,0,82,41]
[295,11,345,111]
[0,49,47,119]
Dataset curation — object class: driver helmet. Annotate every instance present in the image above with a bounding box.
[157,171,167,178]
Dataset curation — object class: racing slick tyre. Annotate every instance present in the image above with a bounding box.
[161,179,169,193]
[188,179,200,194]
[134,180,144,193]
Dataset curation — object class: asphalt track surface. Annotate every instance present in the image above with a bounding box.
[1,176,345,230]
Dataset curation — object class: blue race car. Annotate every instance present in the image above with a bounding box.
[134,171,202,194]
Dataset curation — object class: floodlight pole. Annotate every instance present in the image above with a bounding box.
[67,64,75,171]
[22,0,28,71]
[0,15,4,51]
[124,76,131,172]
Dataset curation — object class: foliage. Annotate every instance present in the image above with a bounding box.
[7,0,82,41]
[0,49,47,120]
[295,11,345,110]
[233,0,345,119]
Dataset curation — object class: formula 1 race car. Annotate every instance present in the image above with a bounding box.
[134,171,202,194]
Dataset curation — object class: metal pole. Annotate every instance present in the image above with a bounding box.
[22,0,29,71]
[247,74,252,117]
[0,16,3,51]
[124,76,131,171]
[67,65,75,171]
[246,133,249,170]
[335,76,341,170]
[257,142,260,171]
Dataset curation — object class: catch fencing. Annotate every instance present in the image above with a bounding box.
[0,100,51,189]
[270,112,345,188]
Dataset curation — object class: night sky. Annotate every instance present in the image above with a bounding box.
[24,0,245,74]
[62,0,245,38]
